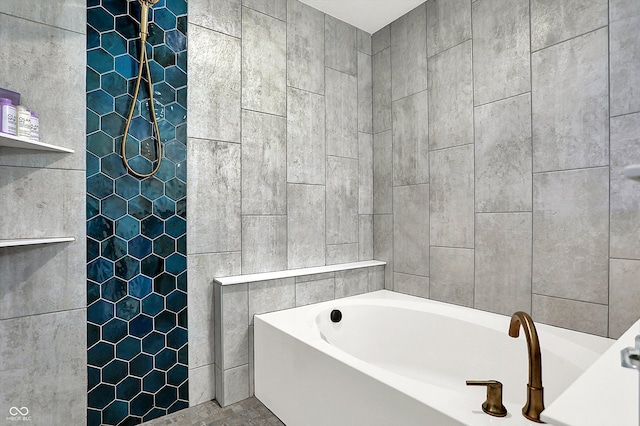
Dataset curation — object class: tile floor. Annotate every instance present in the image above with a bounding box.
[141,397,284,426]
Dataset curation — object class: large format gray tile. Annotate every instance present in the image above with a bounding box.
[373,48,392,133]
[394,273,429,299]
[358,52,373,134]
[287,184,326,268]
[0,310,86,425]
[610,0,640,116]
[532,294,608,337]
[394,184,430,277]
[242,0,286,21]
[475,213,532,316]
[242,215,287,274]
[428,40,473,150]
[189,0,241,36]
[335,269,369,298]
[242,110,286,215]
[242,7,286,116]
[392,90,429,186]
[188,26,241,142]
[296,278,335,306]
[426,0,472,57]
[430,145,474,248]
[531,0,607,51]
[287,0,325,94]
[357,28,372,55]
[359,132,373,214]
[187,139,241,254]
[1,0,85,33]
[391,3,428,100]
[249,278,295,324]
[532,28,609,172]
[472,0,530,106]
[326,68,358,158]
[532,168,609,304]
[475,93,532,212]
[609,259,640,339]
[374,214,394,289]
[217,364,250,406]
[326,156,359,244]
[430,247,474,307]
[0,241,84,320]
[216,284,249,370]
[326,243,358,265]
[359,214,374,260]
[325,15,357,76]
[286,87,325,184]
[0,16,84,170]
[373,131,393,214]
[0,167,82,241]
[188,363,216,407]
[189,252,240,370]
[369,266,385,291]
[372,25,390,55]
[611,113,640,259]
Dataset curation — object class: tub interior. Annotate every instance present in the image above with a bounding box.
[315,303,601,406]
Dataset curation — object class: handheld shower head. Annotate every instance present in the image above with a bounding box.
[137,0,160,42]
[122,0,165,178]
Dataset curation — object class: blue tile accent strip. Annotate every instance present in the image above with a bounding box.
[86,0,188,424]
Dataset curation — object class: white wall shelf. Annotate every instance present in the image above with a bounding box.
[0,133,74,153]
[0,237,75,248]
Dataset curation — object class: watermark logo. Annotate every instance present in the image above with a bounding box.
[6,407,31,422]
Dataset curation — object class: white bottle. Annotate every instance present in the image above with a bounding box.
[0,98,16,136]
[29,111,39,142]
[16,105,31,139]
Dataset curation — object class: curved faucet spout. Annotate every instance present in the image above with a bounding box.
[509,311,545,423]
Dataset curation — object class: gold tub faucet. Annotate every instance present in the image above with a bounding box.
[509,311,545,423]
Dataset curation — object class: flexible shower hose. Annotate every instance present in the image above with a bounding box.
[122,0,162,178]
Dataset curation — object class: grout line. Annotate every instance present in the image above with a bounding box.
[241,4,287,24]
[240,4,245,275]
[529,0,534,316]
[240,107,286,119]
[188,21,241,40]
[530,24,609,54]
[473,90,532,109]
[1,11,85,35]
[610,110,640,119]
[606,0,611,338]
[532,164,610,175]
[531,293,609,307]
[427,36,473,60]
[470,0,476,309]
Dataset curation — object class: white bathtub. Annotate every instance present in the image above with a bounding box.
[254,290,614,426]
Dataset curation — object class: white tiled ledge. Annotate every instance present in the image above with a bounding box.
[214,260,386,286]
[0,133,75,153]
[0,237,75,248]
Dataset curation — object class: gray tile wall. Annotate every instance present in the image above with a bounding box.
[372,0,640,339]
[0,1,87,424]
[187,0,374,405]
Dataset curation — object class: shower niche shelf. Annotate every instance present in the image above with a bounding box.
[0,237,75,248]
[0,133,74,153]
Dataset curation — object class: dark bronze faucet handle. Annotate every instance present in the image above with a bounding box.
[466,380,508,417]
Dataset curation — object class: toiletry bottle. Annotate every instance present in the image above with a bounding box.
[16,105,31,138]
[29,111,39,142]
[0,98,17,136]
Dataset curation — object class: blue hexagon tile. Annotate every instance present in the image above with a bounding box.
[86,0,188,424]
